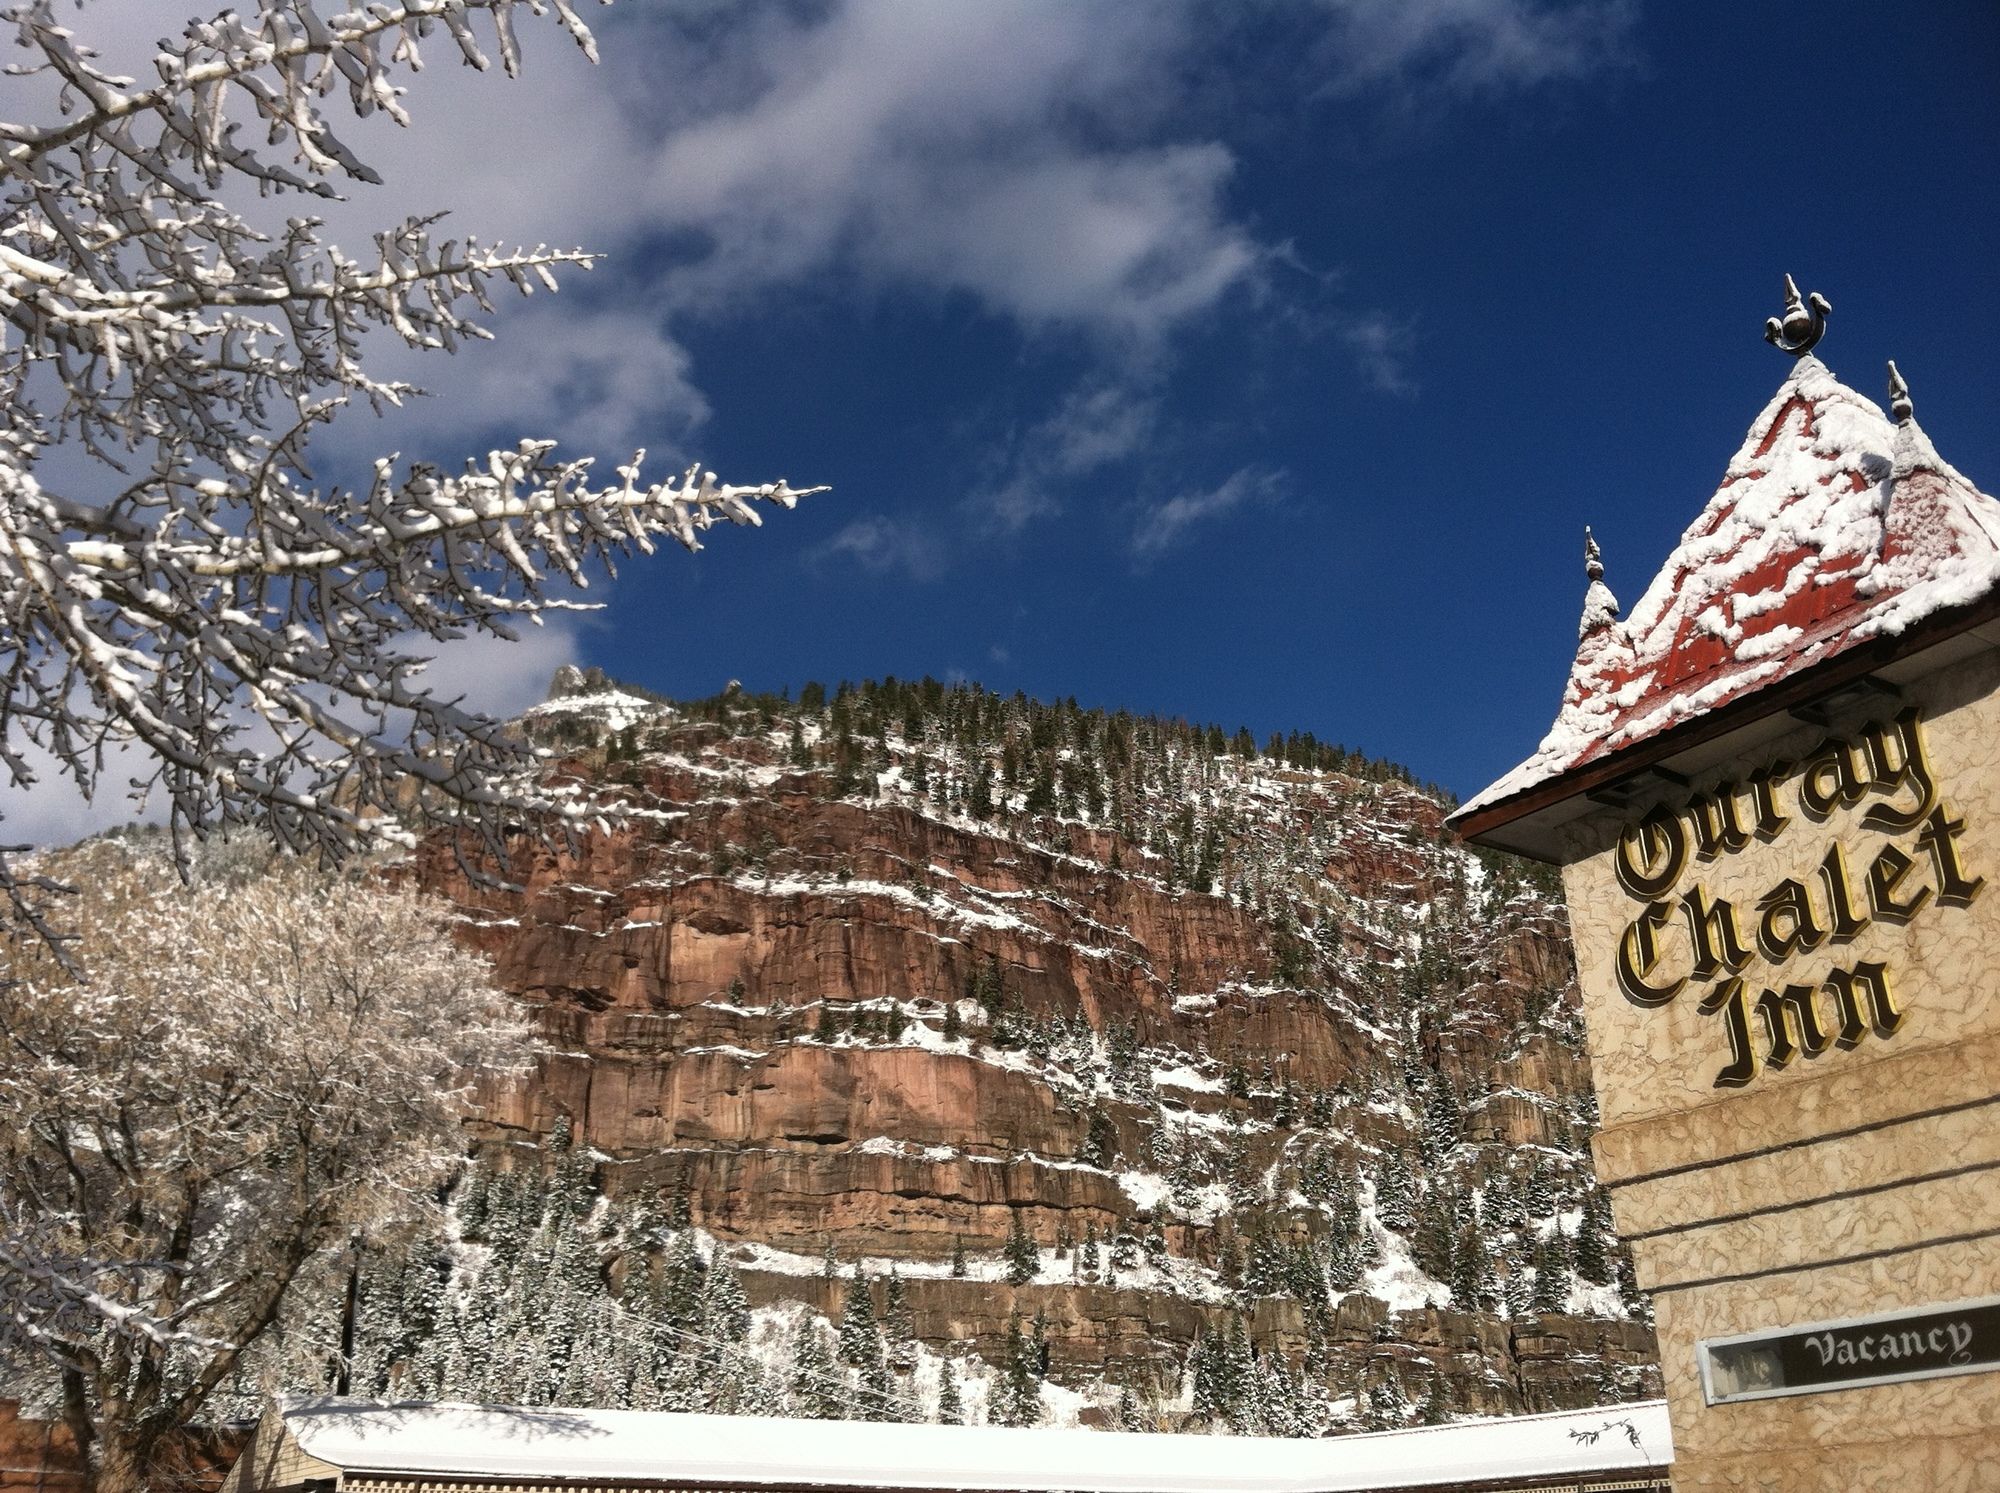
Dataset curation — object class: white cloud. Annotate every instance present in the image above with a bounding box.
[815,516,947,581]
[1308,0,1637,96]
[1131,465,1287,562]
[410,618,587,721]
[17,0,1636,569]
[969,380,1160,537]
[1341,312,1420,396]
[323,302,713,478]
[639,2,1264,342]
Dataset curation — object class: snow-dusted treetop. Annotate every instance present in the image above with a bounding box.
[1458,353,2000,823]
[0,837,530,1493]
[0,0,820,951]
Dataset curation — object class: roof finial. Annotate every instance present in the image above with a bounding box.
[1764,273,1831,357]
[1579,526,1620,640]
[1886,360,1913,424]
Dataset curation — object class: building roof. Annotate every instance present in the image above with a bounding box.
[275,1397,1673,1493]
[1455,348,2000,841]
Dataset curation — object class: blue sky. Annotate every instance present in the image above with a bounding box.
[271,2,2000,800]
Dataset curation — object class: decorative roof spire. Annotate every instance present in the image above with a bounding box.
[1886,359,1914,424]
[1578,526,1620,640]
[1764,273,1831,357]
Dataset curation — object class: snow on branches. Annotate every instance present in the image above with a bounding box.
[0,1,820,946]
[0,836,529,1489]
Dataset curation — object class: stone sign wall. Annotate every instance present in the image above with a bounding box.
[1554,642,2000,1490]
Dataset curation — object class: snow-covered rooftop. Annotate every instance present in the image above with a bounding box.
[278,1398,1671,1493]
[1458,352,2000,824]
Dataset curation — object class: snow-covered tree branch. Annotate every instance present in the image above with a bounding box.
[0,835,532,1493]
[0,0,821,949]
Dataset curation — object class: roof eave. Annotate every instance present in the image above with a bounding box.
[1452,585,2000,863]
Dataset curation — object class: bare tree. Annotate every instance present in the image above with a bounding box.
[0,1,820,951]
[0,836,532,1493]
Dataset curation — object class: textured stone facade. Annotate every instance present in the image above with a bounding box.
[1558,640,2000,1490]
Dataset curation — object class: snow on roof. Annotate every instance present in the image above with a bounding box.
[279,1398,1672,1493]
[1459,354,2000,821]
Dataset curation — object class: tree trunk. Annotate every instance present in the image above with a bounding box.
[86,1431,149,1493]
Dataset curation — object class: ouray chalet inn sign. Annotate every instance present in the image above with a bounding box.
[1450,281,2000,1490]
[1610,705,1981,1088]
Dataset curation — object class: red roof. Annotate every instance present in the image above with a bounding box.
[1460,354,2000,820]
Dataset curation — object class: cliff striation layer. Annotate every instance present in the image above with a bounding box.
[410,675,1660,1426]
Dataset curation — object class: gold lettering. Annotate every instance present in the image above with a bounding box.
[1748,760,1792,841]
[1798,738,1870,820]
[1689,786,1752,860]
[1606,706,1974,1091]
[1866,843,1932,924]
[1754,982,1833,1067]
[1859,708,1939,832]
[1616,902,1684,1006]
[1616,806,1688,899]
[1681,886,1753,980]
[1700,977,1758,1087]
[1817,842,1870,943]
[1823,960,1902,1040]
[1754,878,1826,964]
[1916,803,1984,908]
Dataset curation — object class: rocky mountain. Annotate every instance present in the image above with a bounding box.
[326,672,1657,1433]
[98,674,1664,1435]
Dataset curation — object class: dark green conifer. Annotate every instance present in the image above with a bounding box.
[1004,1211,1039,1285]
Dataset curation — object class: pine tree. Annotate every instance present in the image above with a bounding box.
[1412,1193,1456,1284]
[1617,1251,1651,1322]
[1375,1151,1416,1232]
[658,1228,707,1332]
[1005,1211,1039,1285]
[838,1267,881,1367]
[788,1320,843,1420]
[1575,1189,1614,1285]
[1116,1385,1142,1431]
[936,1362,965,1426]
[1530,1232,1570,1315]
[882,1270,918,1371]
[666,1165,694,1232]
[859,1344,897,1423]
[816,999,844,1042]
[1417,1370,1452,1426]
[1245,1221,1288,1297]
[1081,1105,1118,1168]
[1365,1367,1407,1431]
[1523,1162,1556,1219]
[455,1167,493,1241]
[1168,1128,1204,1211]
[705,1261,752,1345]
[1420,1080,1460,1165]
[992,1314,1043,1427]
[950,1236,968,1279]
